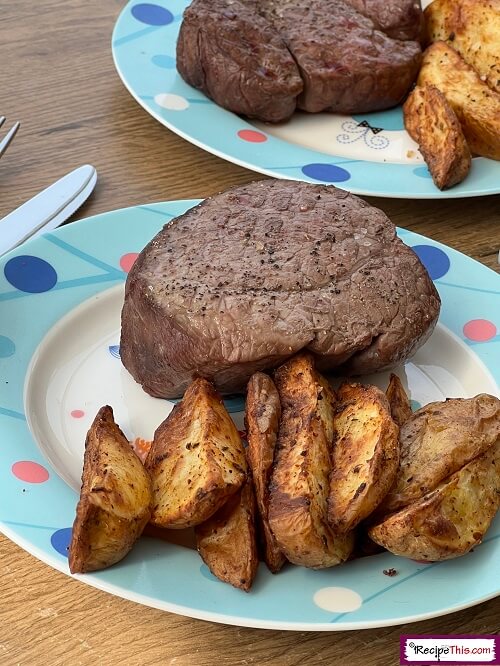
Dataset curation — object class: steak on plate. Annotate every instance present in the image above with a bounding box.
[342,0,424,41]
[176,0,303,123]
[120,181,440,399]
[176,0,422,120]
[258,0,422,114]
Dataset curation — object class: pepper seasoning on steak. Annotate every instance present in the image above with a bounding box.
[120,180,440,398]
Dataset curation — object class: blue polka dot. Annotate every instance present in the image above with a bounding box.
[410,399,422,412]
[151,54,176,69]
[131,3,173,25]
[51,527,72,557]
[108,345,121,359]
[412,245,451,280]
[352,107,405,132]
[302,163,351,183]
[0,335,15,358]
[4,255,57,293]
[413,166,432,179]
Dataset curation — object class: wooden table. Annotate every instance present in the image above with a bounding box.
[0,2,498,664]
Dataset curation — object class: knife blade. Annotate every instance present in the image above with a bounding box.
[0,164,97,256]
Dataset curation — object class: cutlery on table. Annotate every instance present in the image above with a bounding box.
[0,164,97,257]
[0,117,20,158]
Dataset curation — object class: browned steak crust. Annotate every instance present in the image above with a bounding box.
[343,0,424,41]
[120,181,440,398]
[176,0,303,123]
[258,0,422,114]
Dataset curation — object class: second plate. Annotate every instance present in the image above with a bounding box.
[111,0,500,199]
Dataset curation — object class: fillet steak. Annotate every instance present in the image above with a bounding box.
[120,181,440,399]
[258,0,422,114]
[342,0,424,41]
[176,0,422,120]
[176,0,303,123]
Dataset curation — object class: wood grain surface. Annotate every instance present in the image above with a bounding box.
[0,2,499,665]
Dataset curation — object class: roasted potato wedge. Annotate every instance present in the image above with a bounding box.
[146,378,247,529]
[403,84,471,189]
[195,478,259,591]
[69,406,152,573]
[369,442,500,561]
[424,0,500,94]
[386,373,413,427]
[417,41,500,160]
[268,354,354,569]
[327,383,399,534]
[245,372,286,573]
[381,394,500,513]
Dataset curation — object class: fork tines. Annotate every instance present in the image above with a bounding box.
[0,117,20,158]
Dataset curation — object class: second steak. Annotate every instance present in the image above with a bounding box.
[259,0,422,114]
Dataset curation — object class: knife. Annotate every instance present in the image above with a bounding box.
[0,164,97,257]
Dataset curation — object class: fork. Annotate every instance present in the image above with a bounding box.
[0,117,20,158]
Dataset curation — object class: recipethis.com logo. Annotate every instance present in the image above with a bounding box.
[400,635,500,665]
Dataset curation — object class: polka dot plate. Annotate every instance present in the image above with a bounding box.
[1,200,499,630]
[111,0,500,199]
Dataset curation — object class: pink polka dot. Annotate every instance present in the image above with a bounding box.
[71,409,85,418]
[120,253,139,273]
[12,461,49,483]
[237,129,268,143]
[463,319,497,342]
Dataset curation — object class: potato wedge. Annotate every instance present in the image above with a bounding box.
[424,0,500,94]
[369,442,500,561]
[245,372,286,573]
[327,383,399,534]
[417,41,500,160]
[195,478,259,591]
[381,393,500,513]
[146,378,247,529]
[69,406,152,573]
[386,373,412,427]
[403,84,471,189]
[268,354,354,569]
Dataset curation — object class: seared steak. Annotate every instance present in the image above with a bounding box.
[176,0,303,123]
[259,0,422,114]
[343,0,424,41]
[176,0,422,120]
[120,181,440,398]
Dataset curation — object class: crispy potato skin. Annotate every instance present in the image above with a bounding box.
[369,442,500,561]
[424,0,500,94]
[268,354,354,569]
[195,478,259,591]
[417,41,500,160]
[404,84,471,189]
[69,406,152,574]
[245,372,286,573]
[327,383,399,534]
[146,378,247,529]
[386,373,413,427]
[381,394,500,513]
